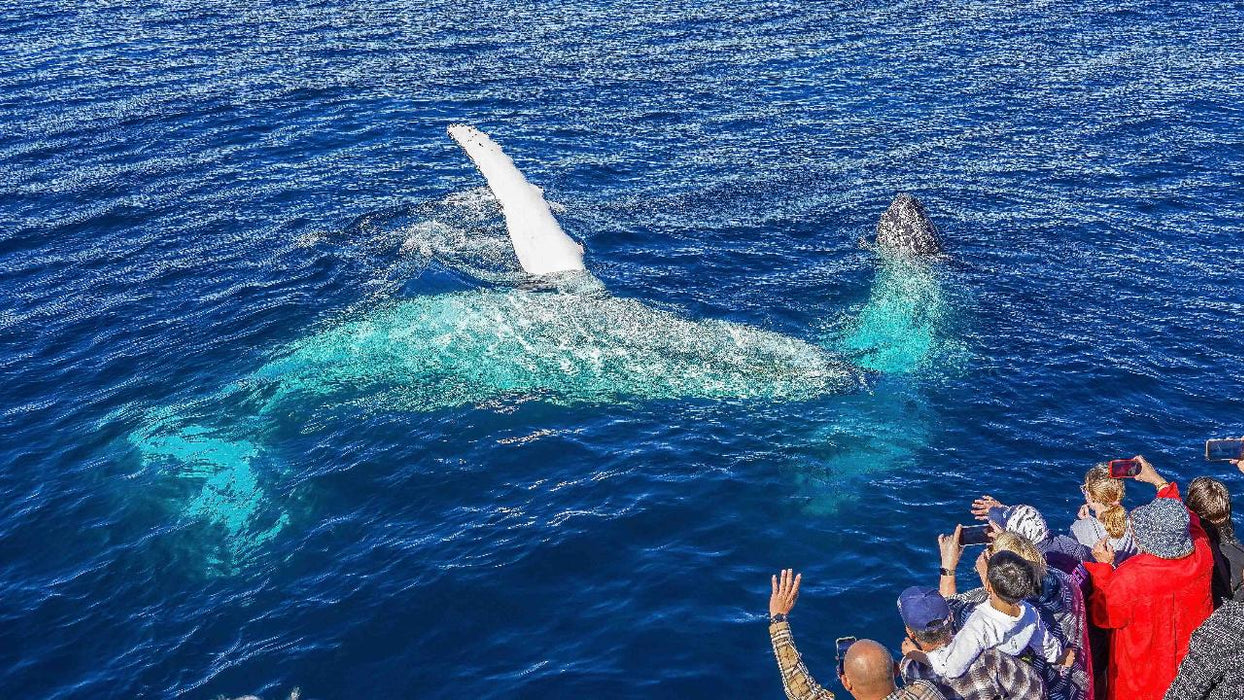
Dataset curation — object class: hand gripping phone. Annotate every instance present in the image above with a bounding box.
[1205,438,1244,462]
[836,636,857,676]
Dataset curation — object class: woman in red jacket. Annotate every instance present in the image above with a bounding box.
[1083,456,1215,700]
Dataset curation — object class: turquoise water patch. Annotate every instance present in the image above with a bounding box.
[253,288,866,413]
[838,256,961,374]
[799,255,963,511]
[131,416,289,573]
[132,286,868,572]
[132,259,960,563]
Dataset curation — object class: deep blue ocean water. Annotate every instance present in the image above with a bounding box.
[3,1,1243,697]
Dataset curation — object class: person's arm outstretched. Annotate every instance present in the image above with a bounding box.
[939,526,964,598]
[1135,455,1173,495]
[768,570,836,700]
[1136,455,1209,542]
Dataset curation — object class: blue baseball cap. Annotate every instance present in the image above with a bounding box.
[898,586,951,632]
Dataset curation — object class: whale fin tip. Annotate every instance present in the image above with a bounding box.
[448,124,588,277]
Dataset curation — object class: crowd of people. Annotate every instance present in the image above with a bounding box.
[766,455,1244,700]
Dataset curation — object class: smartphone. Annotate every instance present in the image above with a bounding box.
[1205,439,1244,462]
[1108,459,1141,478]
[836,636,857,676]
[958,524,992,546]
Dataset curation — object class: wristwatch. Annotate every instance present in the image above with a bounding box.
[769,613,788,624]
[940,567,955,577]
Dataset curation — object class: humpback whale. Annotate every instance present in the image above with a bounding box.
[875,193,942,256]
[128,126,954,569]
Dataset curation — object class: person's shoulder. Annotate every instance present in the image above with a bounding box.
[1053,533,1091,553]
[1069,517,1104,545]
[1016,600,1043,624]
[961,600,996,625]
[896,679,946,700]
[1101,553,1154,588]
[1221,537,1244,561]
[1046,565,1074,588]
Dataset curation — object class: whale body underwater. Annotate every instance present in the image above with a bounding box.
[128,125,952,569]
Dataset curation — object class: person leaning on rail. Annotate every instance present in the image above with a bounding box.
[766,569,945,700]
[905,549,1068,683]
[970,497,1092,577]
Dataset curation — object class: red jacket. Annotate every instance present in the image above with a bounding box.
[1084,482,1214,700]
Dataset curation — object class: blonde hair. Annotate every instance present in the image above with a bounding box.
[992,531,1047,581]
[1085,464,1129,539]
[1187,477,1235,540]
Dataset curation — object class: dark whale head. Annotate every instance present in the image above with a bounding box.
[876,193,942,256]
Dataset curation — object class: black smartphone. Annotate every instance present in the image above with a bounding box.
[1205,438,1244,462]
[958,524,992,546]
[836,636,856,676]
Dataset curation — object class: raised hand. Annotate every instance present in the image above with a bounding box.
[1134,454,1166,489]
[769,569,802,617]
[970,495,1005,520]
[939,526,965,570]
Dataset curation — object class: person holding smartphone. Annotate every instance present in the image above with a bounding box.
[1083,455,1214,700]
[970,498,1092,576]
[766,570,945,700]
[1070,464,1139,566]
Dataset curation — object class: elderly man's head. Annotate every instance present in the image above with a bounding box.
[839,639,898,699]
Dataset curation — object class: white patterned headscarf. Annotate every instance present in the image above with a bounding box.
[1003,505,1051,545]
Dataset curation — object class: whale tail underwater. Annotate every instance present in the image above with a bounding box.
[128,126,955,570]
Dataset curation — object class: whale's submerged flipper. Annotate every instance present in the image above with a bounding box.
[448,125,586,276]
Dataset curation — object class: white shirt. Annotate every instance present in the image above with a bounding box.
[926,600,1062,679]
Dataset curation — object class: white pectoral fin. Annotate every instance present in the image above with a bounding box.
[448,125,586,276]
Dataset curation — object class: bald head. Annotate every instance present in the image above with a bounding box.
[841,639,897,698]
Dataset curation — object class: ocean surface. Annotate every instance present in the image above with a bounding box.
[3,1,1243,697]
